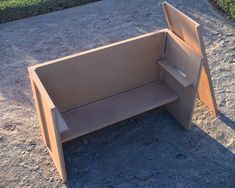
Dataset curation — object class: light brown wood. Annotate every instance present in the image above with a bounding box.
[163,2,200,52]
[28,69,67,182]
[161,31,203,129]
[35,31,166,113]
[196,26,218,115]
[164,30,203,87]
[198,66,218,114]
[61,81,178,142]
[29,68,50,147]
[55,109,69,133]
[163,1,218,115]
[28,2,217,182]
[158,59,192,87]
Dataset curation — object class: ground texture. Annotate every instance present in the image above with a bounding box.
[0,0,98,23]
[0,0,234,187]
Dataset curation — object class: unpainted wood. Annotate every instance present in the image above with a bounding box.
[29,69,67,182]
[163,1,218,115]
[162,31,203,129]
[158,59,192,87]
[50,108,67,182]
[28,2,218,182]
[55,109,69,133]
[35,31,166,113]
[164,30,203,87]
[163,2,200,52]
[196,26,218,115]
[61,81,178,142]
[28,67,50,147]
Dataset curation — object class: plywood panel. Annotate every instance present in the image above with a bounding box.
[164,31,202,87]
[163,73,196,128]
[162,32,203,129]
[163,2,200,52]
[29,69,50,148]
[35,31,166,113]
[55,109,69,133]
[163,1,217,115]
[29,69,67,182]
[158,60,192,87]
[196,27,218,115]
[61,81,178,142]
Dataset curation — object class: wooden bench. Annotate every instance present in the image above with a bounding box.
[28,2,217,182]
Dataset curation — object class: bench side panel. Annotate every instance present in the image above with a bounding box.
[29,69,67,182]
[162,31,203,129]
[163,1,218,115]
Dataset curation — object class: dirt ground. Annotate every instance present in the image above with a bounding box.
[0,0,234,187]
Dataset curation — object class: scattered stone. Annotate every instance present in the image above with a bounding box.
[82,139,89,145]
[0,0,234,187]
[33,165,40,171]
[0,136,5,142]
[135,169,153,181]
[3,123,16,131]
[175,153,187,160]
[226,33,234,37]
[142,137,159,145]
[28,140,37,146]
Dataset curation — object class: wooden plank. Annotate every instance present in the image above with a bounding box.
[50,108,67,182]
[198,66,218,115]
[196,26,218,115]
[29,69,67,182]
[30,29,168,69]
[55,110,69,133]
[61,81,178,143]
[162,72,198,129]
[162,31,203,129]
[28,67,50,148]
[158,59,192,87]
[164,30,203,87]
[163,2,200,52]
[163,1,218,115]
[35,31,166,113]
[29,68,55,108]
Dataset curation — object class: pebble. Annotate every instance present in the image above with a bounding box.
[34,165,40,171]
[0,136,5,142]
[175,153,187,160]
[135,169,153,180]
[3,123,16,131]
[82,139,89,145]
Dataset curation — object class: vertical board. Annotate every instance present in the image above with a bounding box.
[195,27,218,115]
[35,31,165,113]
[163,1,218,115]
[163,31,203,129]
[28,68,67,182]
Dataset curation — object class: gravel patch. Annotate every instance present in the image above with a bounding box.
[0,0,234,187]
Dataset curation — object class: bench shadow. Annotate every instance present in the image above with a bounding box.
[63,109,235,187]
[218,111,235,130]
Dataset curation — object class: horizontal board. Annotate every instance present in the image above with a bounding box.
[61,81,178,142]
[158,59,192,87]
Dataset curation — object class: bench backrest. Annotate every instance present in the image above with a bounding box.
[36,31,165,112]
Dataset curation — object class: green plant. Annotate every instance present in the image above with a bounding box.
[216,0,235,18]
[0,0,98,23]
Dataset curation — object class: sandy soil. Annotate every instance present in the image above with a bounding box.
[0,0,234,187]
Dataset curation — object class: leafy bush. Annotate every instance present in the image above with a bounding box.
[216,0,235,18]
[0,0,98,23]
